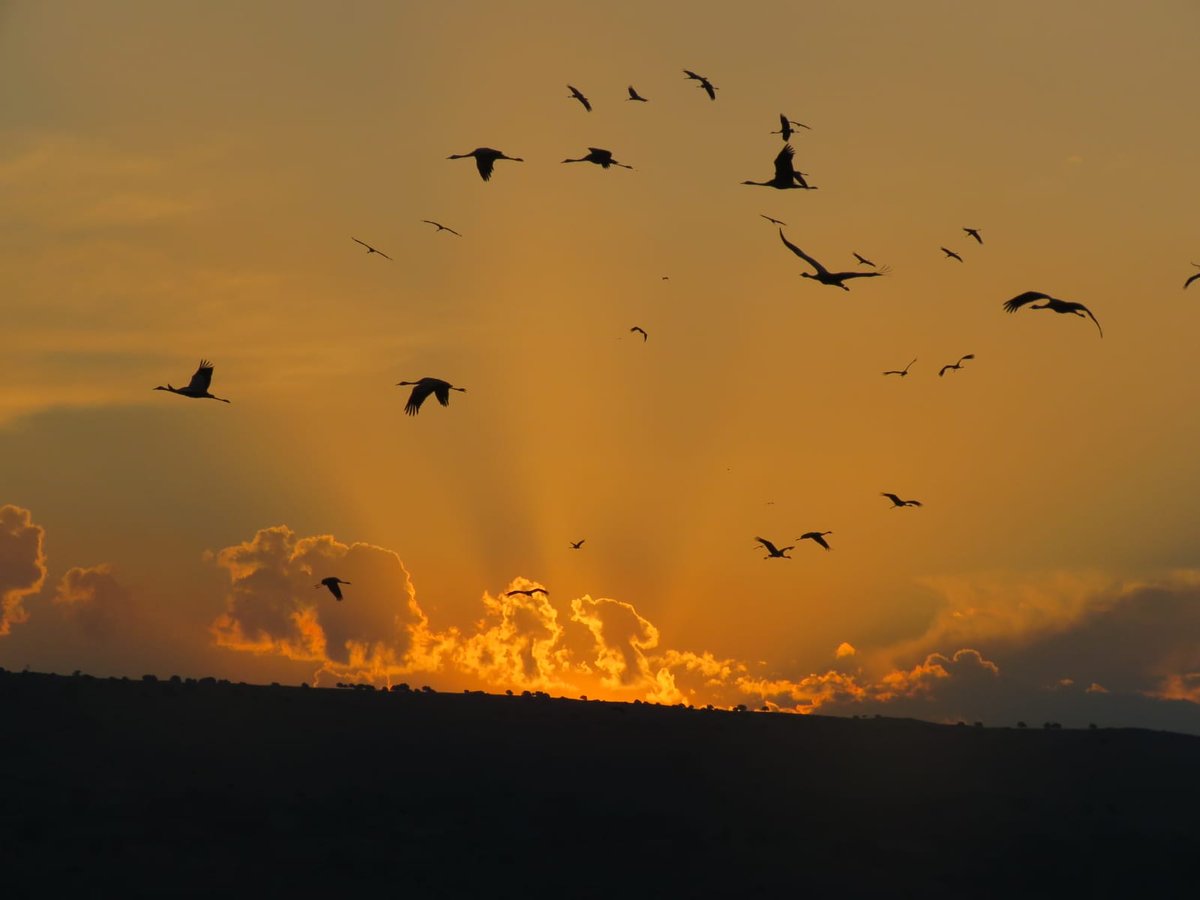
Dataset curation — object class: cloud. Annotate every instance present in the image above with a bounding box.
[53,564,130,638]
[835,642,856,659]
[0,505,47,636]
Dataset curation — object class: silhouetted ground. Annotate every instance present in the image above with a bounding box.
[2,669,1197,898]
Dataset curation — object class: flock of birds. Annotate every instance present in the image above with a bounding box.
[147,67,1198,599]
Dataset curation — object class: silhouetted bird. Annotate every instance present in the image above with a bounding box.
[567,85,592,111]
[352,237,392,260]
[771,114,811,141]
[1003,291,1103,337]
[562,147,632,169]
[626,86,648,102]
[396,377,466,415]
[154,360,230,403]
[881,492,922,508]
[630,326,648,342]
[797,531,833,550]
[683,69,718,100]
[941,247,964,262]
[447,147,524,182]
[316,577,351,601]
[853,252,877,267]
[743,144,814,190]
[755,537,793,559]
[964,228,983,244]
[779,230,885,291]
[422,220,461,236]
[569,539,585,549]
[939,354,975,377]
[883,358,916,377]
[760,214,788,226]
[1184,264,1200,290]
[505,587,549,598]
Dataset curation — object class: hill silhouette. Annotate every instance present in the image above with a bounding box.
[2,669,1197,897]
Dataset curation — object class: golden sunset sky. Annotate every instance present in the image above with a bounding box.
[3,1,1199,730]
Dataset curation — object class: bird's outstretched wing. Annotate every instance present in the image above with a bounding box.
[772,144,797,183]
[761,214,787,226]
[403,382,434,416]
[186,360,215,393]
[433,381,452,406]
[853,252,876,266]
[630,326,648,341]
[1073,304,1103,337]
[1185,272,1200,290]
[475,156,495,181]
[755,536,778,554]
[778,229,827,276]
[1003,291,1052,313]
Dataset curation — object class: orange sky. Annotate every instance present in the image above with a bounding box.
[2,1,1199,731]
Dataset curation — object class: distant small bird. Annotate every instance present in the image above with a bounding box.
[682,69,718,100]
[939,354,975,377]
[567,84,592,111]
[755,536,793,559]
[881,492,922,508]
[626,85,648,102]
[316,577,351,601]
[779,230,885,291]
[569,539,585,550]
[941,247,964,262]
[447,147,524,182]
[505,587,549,598]
[422,220,461,236]
[1002,291,1103,337]
[883,358,916,377]
[770,113,811,141]
[352,237,392,260]
[853,252,876,267]
[1184,264,1200,290]
[395,377,466,415]
[760,214,788,226]
[630,326,648,342]
[797,531,833,551]
[743,144,814,190]
[154,359,231,403]
[963,228,983,244]
[562,147,632,169]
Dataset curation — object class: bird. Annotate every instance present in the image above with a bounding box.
[568,540,585,550]
[1184,264,1200,290]
[1002,291,1103,337]
[562,147,632,169]
[626,85,648,102]
[797,531,833,551]
[567,84,592,111]
[395,377,466,415]
[883,358,917,377]
[316,577,351,601]
[682,69,717,100]
[853,252,877,267]
[964,228,983,244]
[779,230,885,291]
[154,360,231,403]
[742,144,815,190]
[447,147,524,182]
[760,214,788,226]
[941,247,964,262]
[422,220,461,236]
[755,537,793,559]
[770,114,811,141]
[630,326,648,342]
[352,237,392,260]
[505,587,549,598]
[881,493,922,508]
[939,354,975,377]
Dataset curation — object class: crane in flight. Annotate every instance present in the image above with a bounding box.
[422,220,461,236]
[630,326,648,342]
[755,537,793,559]
[1003,291,1103,337]
[682,69,718,100]
[568,539,585,550]
[395,377,466,415]
[883,358,916,377]
[316,577,351,601]
[567,85,592,111]
[562,147,632,169]
[1184,264,1200,290]
[941,247,964,262]
[352,237,392,260]
[770,114,811,141]
[853,252,877,267]
[963,228,983,244]
[797,531,833,551]
[506,587,549,598]
[779,230,885,290]
[881,493,922,508]
[626,86,648,102]
[939,354,975,377]
[154,359,231,403]
[760,214,787,226]
[742,144,815,190]
[447,147,524,182]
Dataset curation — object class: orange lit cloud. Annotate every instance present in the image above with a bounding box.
[1,505,47,636]
[53,564,130,638]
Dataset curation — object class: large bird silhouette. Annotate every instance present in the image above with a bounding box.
[743,144,814,190]
[352,237,392,260]
[881,492,922,508]
[567,85,592,111]
[626,85,648,102]
[682,69,718,100]
[883,358,917,377]
[447,147,524,182]
[770,114,810,141]
[939,354,975,376]
[562,147,632,169]
[316,577,351,601]
[1003,291,1103,337]
[396,377,466,415]
[797,531,833,550]
[755,537,793,559]
[154,360,230,403]
[779,230,885,290]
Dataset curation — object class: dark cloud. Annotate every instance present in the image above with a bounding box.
[53,564,130,638]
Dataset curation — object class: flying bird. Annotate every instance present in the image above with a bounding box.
[760,214,788,226]
[881,493,923,508]
[853,252,876,267]
[755,537,793,559]
[682,69,718,100]
[626,85,648,102]
[797,531,833,551]
[562,147,632,169]
[770,114,811,141]
[316,577,351,601]
[1002,291,1103,337]
[352,237,392,260]
[395,377,466,415]
[447,147,524,182]
[963,228,983,244]
[154,359,231,403]
[742,144,815,190]
[883,358,917,377]
[941,247,964,262]
[567,84,592,111]
[938,354,975,377]
[422,220,461,236]
[1184,264,1200,290]
[505,587,549,598]
[630,326,648,342]
[568,540,585,550]
[779,230,885,291]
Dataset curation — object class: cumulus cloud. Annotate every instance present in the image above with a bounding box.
[1,505,47,636]
[53,564,130,637]
[835,642,856,659]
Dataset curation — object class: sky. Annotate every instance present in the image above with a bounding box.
[3,0,1200,732]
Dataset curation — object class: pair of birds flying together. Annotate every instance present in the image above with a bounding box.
[755,532,834,558]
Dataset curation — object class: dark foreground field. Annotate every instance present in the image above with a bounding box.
[2,670,1197,898]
